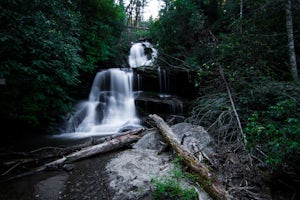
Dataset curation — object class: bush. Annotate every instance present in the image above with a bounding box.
[151,179,198,200]
[245,98,300,169]
[151,157,198,200]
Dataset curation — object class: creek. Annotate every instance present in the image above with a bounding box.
[0,41,296,200]
[57,40,190,139]
[0,41,197,199]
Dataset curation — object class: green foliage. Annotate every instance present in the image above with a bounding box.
[77,0,125,71]
[152,0,300,182]
[237,80,300,115]
[0,0,83,132]
[213,0,298,81]
[151,157,198,200]
[151,178,198,200]
[0,0,126,133]
[214,30,289,81]
[245,98,300,169]
[150,0,207,64]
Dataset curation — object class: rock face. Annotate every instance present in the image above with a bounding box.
[133,67,197,99]
[132,66,197,122]
[135,93,184,118]
[106,123,214,200]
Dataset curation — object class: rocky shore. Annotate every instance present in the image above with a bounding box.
[0,122,274,200]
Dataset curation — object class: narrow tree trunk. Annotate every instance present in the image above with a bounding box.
[219,66,247,147]
[286,0,298,81]
[240,0,243,19]
[240,0,243,32]
[149,114,228,200]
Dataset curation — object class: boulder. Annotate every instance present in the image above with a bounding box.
[105,149,172,200]
[171,122,215,157]
[106,123,215,200]
[132,129,165,150]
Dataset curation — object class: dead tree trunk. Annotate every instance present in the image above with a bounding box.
[218,66,247,147]
[149,114,228,200]
[1,129,143,183]
[286,0,298,81]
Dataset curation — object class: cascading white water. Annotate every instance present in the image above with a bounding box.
[158,66,171,98]
[58,41,187,139]
[61,68,140,138]
[128,41,157,68]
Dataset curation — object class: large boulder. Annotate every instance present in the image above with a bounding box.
[171,122,215,157]
[105,149,173,200]
[133,122,215,157]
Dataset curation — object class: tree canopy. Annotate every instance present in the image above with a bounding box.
[150,0,300,172]
[0,0,125,133]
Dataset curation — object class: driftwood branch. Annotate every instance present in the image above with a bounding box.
[149,114,228,200]
[1,129,143,183]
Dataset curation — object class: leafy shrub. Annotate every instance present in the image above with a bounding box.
[151,157,198,200]
[151,179,198,200]
[245,99,300,169]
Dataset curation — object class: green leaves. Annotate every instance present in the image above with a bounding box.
[151,157,198,200]
[77,0,125,71]
[150,0,206,61]
[0,0,126,132]
[0,0,83,132]
[244,98,300,169]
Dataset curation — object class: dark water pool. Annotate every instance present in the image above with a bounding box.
[0,151,117,200]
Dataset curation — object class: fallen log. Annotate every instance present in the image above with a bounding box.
[149,114,229,200]
[0,129,143,183]
[60,128,145,156]
[45,129,143,166]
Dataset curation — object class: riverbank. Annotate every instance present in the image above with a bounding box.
[0,121,298,199]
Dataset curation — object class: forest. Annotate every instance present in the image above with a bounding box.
[0,0,300,199]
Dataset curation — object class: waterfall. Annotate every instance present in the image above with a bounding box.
[61,68,140,138]
[128,41,157,68]
[58,40,187,139]
[136,73,142,92]
[158,67,171,98]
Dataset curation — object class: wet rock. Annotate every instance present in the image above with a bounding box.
[132,129,165,150]
[133,67,197,98]
[135,92,184,117]
[62,164,75,172]
[106,149,173,200]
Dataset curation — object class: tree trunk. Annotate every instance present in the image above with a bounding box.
[240,0,243,32]
[46,133,141,165]
[149,114,228,200]
[1,130,143,183]
[219,66,247,147]
[286,0,298,81]
[240,0,243,18]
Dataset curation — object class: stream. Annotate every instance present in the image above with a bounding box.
[0,150,117,200]
[1,40,297,200]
